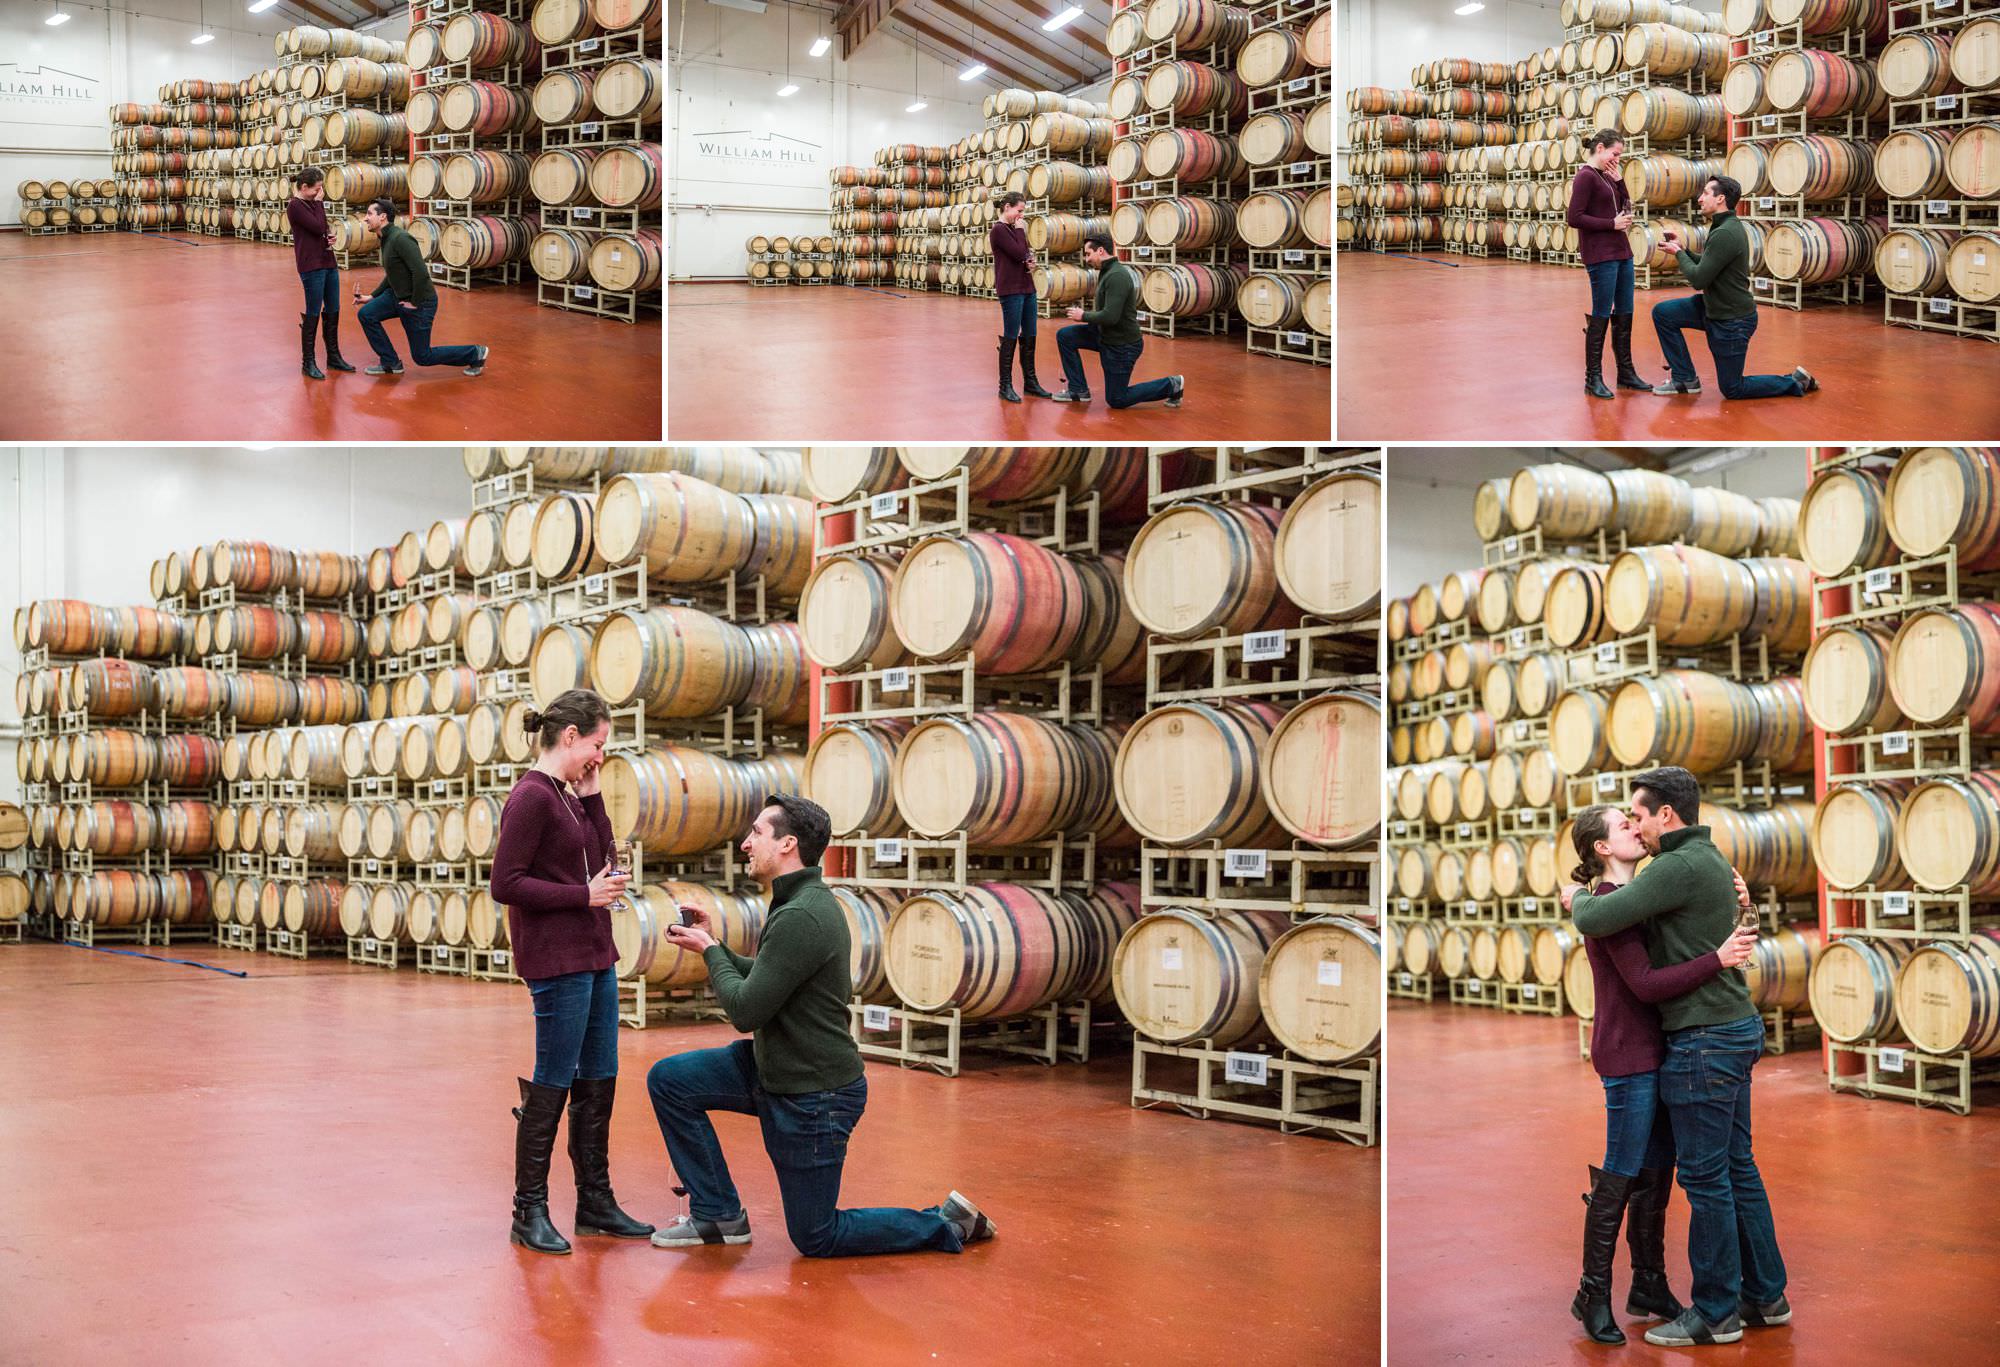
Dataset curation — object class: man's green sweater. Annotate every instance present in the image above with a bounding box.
[1674,210,1753,320]
[1571,825,1755,1032]
[702,867,863,1095]
[1081,258,1143,349]
[370,224,436,307]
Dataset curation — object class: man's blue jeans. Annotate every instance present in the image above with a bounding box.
[357,292,481,370]
[299,266,339,323]
[1601,1069,1675,1177]
[1056,323,1175,407]
[1660,1015,1787,1324]
[999,291,1038,340]
[526,967,619,1088]
[1652,294,1803,398]
[646,1040,965,1257]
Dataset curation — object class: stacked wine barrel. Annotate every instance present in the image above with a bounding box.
[743,234,838,283]
[1799,448,2000,1079]
[110,80,250,231]
[1385,457,1820,1034]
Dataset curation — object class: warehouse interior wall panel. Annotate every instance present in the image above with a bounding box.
[0,0,292,227]
[1337,0,1565,121]
[670,2,992,279]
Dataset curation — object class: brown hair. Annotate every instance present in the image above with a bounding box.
[1570,804,1615,888]
[522,689,610,749]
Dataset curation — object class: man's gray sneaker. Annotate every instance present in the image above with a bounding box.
[1644,1307,1744,1345]
[650,1210,751,1247]
[940,1190,996,1245]
[1740,1293,1791,1327]
[1652,377,1701,396]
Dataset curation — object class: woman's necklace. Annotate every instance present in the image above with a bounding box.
[536,768,590,882]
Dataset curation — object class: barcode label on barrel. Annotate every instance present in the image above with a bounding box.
[575,208,594,220]
[579,39,600,51]
[1931,298,1952,315]
[1399,972,1413,987]
[1597,774,1618,793]
[365,859,380,874]
[1225,1052,1269,1085]
[1398,898,1412,912]
[1882,731,1911,755]
[1753,30,1771,45]
[1879,1047,1906,1074]
[1286,331,1310,347]
[1523,985,1539,1001]
[861,1005,893,1031]
[1283,250,1305,263]
[1523,898,1538,913]
[882,667,912,692]
[1457,823,1472,839]
[873,839,903,863]
[432,780,448,796]
[1287,78,1312,92]
[1463,901,1480,917]
[435,946,449,962]
[1288,161,1312,175]
[1135,246,1152,256]
[1162,947,1183,971]
[362,938,378,952]
[870,492,901,518]
[1929,200,1950,215]
[1755,277,1772,290]
[585,574,607,594]
[1938,95,1959,109]
[1467,979,1482,994]
[435,863,451,878]
[582,122,601,135]
[1225,849,1268,878]
[1883,892,1910,916]
[1503,537,1519,554]
[493,952,509,967]
[1243,631,1287,663]
[1318,960,1342,987]
[1864,568,1894,594]
[1596,642,1618,665]
[1392,820,1408,837]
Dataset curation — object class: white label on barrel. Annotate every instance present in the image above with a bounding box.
[1457,823,1472,839]
[1939,95,1959,109]
[1163,947,1184,971]
[435,946,449,961]
[576,208,594,220]
[436,863,452,878]
[1244,630,1287,663]
[1136,246,1151,255]
[1225,1052,1269,1085]
[1596,642,1618,665]
[432,780,447,796]
[1978,254,1990,267]
[1283,250,1305,263]
[493,952,509,967]
[585,574,607,594]
[580,39,600,51]
[1400,972,1413,987]
[363,938,378,951]
[609,250,622,264]
[863,1004,892,1031]
[1524,985,1539,1001]
[1318,960,1342,987]
[1929,200,1950,216]
[1288,78,1313,93]
[882,667,912,693]
[1503,537,1519,554]
[365,859,380,873]
[1753,31,1770,45]
[1879,1047,1906,1073]
[1393,821,1407,837]
[1464,901,1480,917]
[582,122,601,135]
[1864,568,1895,594]
[1286,331,1310,346]
[1882,731,1911,756]
[1226,848,1268,878]
[1398,898,1412,912]
[1756,277,1772,291]
[1514,721,1530,740]
[1883,891,1910,916]
[1289,161,1312,176]
[873,838,903,863]
[1597,774,1618,793]
[1467,979,1482,994]
[1930,298,1952,315]
[870,491,901,518]
[1525,898,1541,914]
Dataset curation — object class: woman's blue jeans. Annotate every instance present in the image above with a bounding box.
[299,266,339,323]
[527,966,619,1088]
[1585,257,1634,318]
[1601,1068,1675,1177]
[999,290,1038,340]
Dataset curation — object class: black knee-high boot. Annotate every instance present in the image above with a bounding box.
[321,311,356,372]
[1624,1166,1686,1319]
[1018,332,1053,398]
[1611,312,1650,390]
[567,1076,654,1239]
[1583,315,1613,400]
[998,336,1021,402]
[300,313,325,381]
[1573,1165,1634,1344]
[511,1077,571,1255]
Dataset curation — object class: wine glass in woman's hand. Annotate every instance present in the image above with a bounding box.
[1614,211,1633,231]
[1716,924,1758,969]
[586,862,629,908]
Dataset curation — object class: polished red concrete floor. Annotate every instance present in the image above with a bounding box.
[0,942,1372,1366]
[1338,252,2000,441]
[667,282,1332,441]
[0,233,660,441]
[1387,1001,1998,1365]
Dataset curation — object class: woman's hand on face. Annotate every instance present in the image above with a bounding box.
[570,756,602,796]
[1716,924,1757,969]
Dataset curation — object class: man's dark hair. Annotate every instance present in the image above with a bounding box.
[368,196,398,223]
[1705,175,1742,211]
[1586,129,1624,153]
[1082,233,1115,257]
[763,792,830,866]
[1631,767,1701,827]
[293,166,323,187]
[1001,191,1025,209]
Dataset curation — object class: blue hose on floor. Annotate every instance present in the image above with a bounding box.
[1382,253,1461,269]
[68,943,250,977]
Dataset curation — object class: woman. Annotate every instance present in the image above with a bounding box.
[1569,804,1757,1344]
[990,190,1053,403]
[1566,130,1651,400]
[489,688,652,1254]
[285,167,354,381]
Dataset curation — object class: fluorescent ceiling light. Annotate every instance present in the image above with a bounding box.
[1454,2,1485,13]
[707,0,767,12]
[191,32,215,44]
[809,36,831,57]
[46,11,71,24]
[777,83,799,96]
[906,100,927,112]
[958,63,987,81]
[1042,6,1082,30]
[249,0,280,11]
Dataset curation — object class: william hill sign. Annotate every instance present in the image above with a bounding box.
[0,62,98,103]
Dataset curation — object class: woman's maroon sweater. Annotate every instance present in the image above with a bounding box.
[1585,881,1727,1077]
[489,770,616,980]
[1566,164,1635,267]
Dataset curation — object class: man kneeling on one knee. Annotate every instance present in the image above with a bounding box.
[1052,235,1184,409]
[645,793,995,1257]
[1649,175,1818,401]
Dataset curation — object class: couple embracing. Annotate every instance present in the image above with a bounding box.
[1560,765,1792,1348]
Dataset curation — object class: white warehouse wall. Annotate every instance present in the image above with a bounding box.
[1385,448,1814,597]
[0,0,298,228]
[671,0,1018,280]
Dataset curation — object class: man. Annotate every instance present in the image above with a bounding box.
[352,197,489,378]
[645,793,995,1257]
[1561,767,1790,1348]
[285,167,354,381]
[1650,176,1818,400]
[1052,235,1184,409]
[990,190,1052,403]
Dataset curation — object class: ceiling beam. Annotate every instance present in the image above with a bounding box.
[931,0,1091,85]
[838,0,918,59]
[991,0,1112,53]
[279,0,364,30]
[895,15,1044,92]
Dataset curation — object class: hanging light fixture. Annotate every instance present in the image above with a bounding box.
[778,7,798,95]
[958,0,986,80]
[46,3,71,26]
[809,9,831,58]
[192,0,215,43]
[906,46,925,113]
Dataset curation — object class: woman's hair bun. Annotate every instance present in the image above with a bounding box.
[522,709,543,733]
